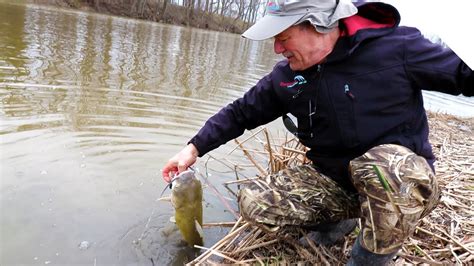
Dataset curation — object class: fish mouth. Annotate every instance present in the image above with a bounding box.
[160,169,196,197]
[171,169,196,187]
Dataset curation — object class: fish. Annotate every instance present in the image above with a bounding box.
[170,170,204,247]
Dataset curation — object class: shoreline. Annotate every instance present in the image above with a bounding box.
[193,111,474,264]
[28,0,249,34]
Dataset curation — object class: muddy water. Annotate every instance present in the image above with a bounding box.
[0,2,278,265]
[1,2,473,266]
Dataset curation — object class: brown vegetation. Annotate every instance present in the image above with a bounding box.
[194,112,474,265]
[31,0,263,33]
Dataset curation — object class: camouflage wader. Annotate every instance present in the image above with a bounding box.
[238,144,440,254]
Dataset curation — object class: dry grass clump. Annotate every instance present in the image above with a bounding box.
[191,112,474,265]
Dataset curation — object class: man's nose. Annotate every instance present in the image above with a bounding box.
[274,40,285,54]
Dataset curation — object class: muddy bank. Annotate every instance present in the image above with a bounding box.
[30,0,250,33]
[193,112,474,265]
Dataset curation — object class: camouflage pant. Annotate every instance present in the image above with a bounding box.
[238,144,440,254]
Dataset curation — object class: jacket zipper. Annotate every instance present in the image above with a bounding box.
[307,64,324,138]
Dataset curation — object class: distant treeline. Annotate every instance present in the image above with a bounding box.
[36,0,266,33]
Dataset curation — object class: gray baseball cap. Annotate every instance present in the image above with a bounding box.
[242,0,358,41]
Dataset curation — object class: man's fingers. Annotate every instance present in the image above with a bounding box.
[162,165,178,183]
[162,144,198,182]
[177,161,188,173]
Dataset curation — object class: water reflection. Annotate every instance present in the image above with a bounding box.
[1,2,472,265]
[0,2,276,265]
[1,3,278,139]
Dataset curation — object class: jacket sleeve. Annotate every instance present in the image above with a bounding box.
[403,27,474,97]
[188,72,287,156]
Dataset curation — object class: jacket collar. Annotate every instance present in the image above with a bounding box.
[326,2,400,63]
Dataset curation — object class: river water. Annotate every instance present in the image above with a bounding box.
[1,2,473,266]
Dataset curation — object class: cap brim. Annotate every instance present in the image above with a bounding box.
[242,13,306,41]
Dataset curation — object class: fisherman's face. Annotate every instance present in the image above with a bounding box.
[274,24,337,71]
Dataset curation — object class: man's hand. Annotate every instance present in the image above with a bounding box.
[162,143,199,183]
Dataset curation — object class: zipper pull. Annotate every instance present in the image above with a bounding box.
[293,89,303,99]
[344,84,355,100]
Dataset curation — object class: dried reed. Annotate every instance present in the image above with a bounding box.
[190,112,474,265]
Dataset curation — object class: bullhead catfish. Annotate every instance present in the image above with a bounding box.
[170,170,204,247]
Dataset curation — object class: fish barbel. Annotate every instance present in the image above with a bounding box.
[171,170,204,246]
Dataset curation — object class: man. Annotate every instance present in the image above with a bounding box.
[163,0,473,264]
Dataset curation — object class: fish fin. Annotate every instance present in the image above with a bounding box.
[169,216,176,223]
[194,219,204,239]
[157,196,171,202]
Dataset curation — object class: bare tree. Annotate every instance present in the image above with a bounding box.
[234,0,245,21]
[242,0,253,27]
[250,0,263,23]
[161,0,170,20]
[72,0,262,33]
[214,0,220,14]
[219,0,231,16]
[130,0,148,17]
[184,0,196,25]
[204,0,210,13]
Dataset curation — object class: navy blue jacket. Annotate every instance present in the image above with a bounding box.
[189,2,473,190]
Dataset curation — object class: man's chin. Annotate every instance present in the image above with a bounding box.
[288,62,304,71]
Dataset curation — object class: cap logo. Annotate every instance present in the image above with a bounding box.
[266,1,281,14]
